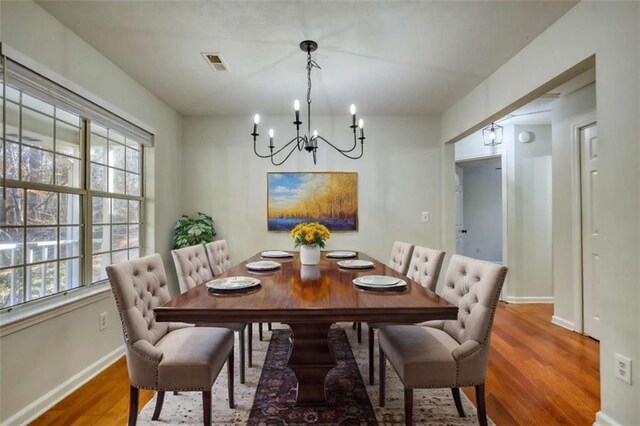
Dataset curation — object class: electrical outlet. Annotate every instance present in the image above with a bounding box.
[421,211,429,223]
[99,312,108,331]
[615,353,632,385]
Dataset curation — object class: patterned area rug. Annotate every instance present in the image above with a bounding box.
[138,323,494,425]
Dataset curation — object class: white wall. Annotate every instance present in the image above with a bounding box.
[0,1,183,423]
[181,115,443,273]
[459,161,502,262]
[442,3,640,424]
[550,83,596,329]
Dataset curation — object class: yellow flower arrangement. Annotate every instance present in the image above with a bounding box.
[290,222,331,249]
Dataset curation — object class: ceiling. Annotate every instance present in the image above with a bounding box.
[37,1,577,117]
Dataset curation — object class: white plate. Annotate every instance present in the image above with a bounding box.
[326,251,357,259]
[261,250,293,258]
[353,278,407,291]
[206,276,261,292]
[246,261,281,271]
[337,260,375,269]
[356,275,401,286]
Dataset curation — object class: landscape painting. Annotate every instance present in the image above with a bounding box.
[267,172,358,231]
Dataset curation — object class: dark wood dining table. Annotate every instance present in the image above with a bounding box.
[155,251,457,405]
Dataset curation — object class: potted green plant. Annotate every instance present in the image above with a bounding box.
[172,212,216,249]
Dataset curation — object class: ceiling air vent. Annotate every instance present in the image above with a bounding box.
[201,52,229,72]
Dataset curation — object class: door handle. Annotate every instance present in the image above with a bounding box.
[461,229,468,234]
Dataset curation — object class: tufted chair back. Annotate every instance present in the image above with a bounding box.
[406,246,446,292]
[389,241,413,275]
[205,240,233,276]
[107,254,172,388]
[172,244,214,293]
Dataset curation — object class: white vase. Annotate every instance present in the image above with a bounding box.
[299,244,321,265]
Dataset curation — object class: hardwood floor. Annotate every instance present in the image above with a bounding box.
[32,303,599,425]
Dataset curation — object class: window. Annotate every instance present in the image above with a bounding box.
[0,57,152,309]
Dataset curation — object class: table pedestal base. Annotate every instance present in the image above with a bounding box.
[286,322,335,405]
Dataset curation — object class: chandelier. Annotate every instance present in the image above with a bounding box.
[482,122,503,146]
[251,40,366,165]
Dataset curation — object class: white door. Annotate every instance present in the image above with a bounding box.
[581,124,600,340]
[455,166,465,254]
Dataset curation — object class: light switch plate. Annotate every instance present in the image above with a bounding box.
[615,353,632,385]
[421,211,429,223]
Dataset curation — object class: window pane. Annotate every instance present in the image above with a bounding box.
[126,173,140,196]
[92,197,110,225]
[91,123,108,138]
[112,249,128,264]
[129,200,140,223]
[92,225,111,253]
[90,134,108,164]
[1,187,24,226]
[22,107,54,150]
[128,224,139,248]
[125,147,139,173]
[128,247,140,261]
[92,253,109,283]
[2,142,20,180]
[109,130,125,145]
[0,267,24,307]
[109,142,125,169]
[0,228,24,267]
[126,138,140,150]
[112,198,128,223]
[56,121,81,157]
[22,93,54,116]
[56,108,80,127]
[5,100,20,142]
[55,155,81,188]
[60,226,80,258]
[27,227,58,263]
[27,190,58,225]
[110,168,125,194]
[60,193,80,225]
[27,261,57,300]
[5,86,20,103]
[59,258,80,291]
[21,146,54,185]
[90,163,108,191]
[112,224,128,251]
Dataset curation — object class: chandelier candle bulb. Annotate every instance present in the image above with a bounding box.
[253,114,260,134]
[359,118,365,139]
[269,128,274,148]
[350,104,357,126]
[294,99,300,122]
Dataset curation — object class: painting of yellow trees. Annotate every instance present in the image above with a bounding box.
[268,172,358,231]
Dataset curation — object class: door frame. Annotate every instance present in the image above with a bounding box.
[455,152,508,300]
[569,114,597,334]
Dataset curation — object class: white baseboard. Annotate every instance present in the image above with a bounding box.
[594,411,623,426]
[1,345,124,426]
[551,315,576,332]
[505,296,554,304]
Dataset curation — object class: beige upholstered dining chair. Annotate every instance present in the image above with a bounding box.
[378,255,507,426]
[354,241,415,343]
[172,244,251,383]
[107,254,235,426]
[366,246,446,384]
[205,240,272,341]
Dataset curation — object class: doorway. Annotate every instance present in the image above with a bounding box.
[455,157,503,264]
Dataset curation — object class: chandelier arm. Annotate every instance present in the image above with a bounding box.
[270,140,303,166]
[253,138,275,158]
[270,136,306,157]
[317,136,364,160]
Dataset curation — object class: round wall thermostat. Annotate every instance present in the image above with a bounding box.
[518,131,533,143]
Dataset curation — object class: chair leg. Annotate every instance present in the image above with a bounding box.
[238,329,245,384]
[248,323,253,367]
[368,326,375,385]
[476,384,488,426]
[202,390,212,426]
[259,322,263,341]
[173,391,179,395]
[357,321,362,343]
[379,343,386,407]
[404,387,413,426]
[268,322,272,331]
[451,387,466,417]
[128,385,139,426]
[151,391,165,420]
[227,349,235,408]
[352,321,357,330]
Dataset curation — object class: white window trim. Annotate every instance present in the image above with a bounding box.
[0,282,112,337]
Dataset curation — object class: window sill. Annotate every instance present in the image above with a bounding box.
[0,284,113,337]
